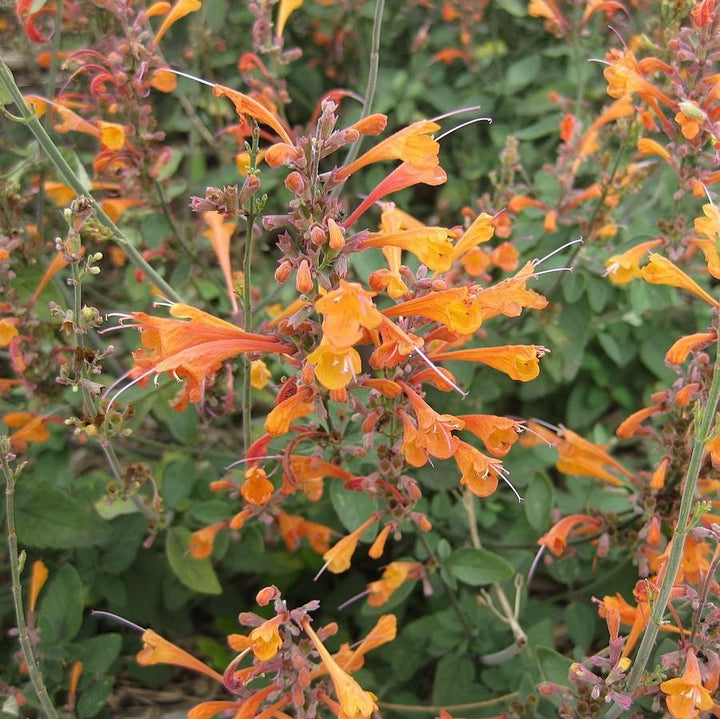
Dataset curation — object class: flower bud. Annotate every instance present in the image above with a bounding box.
[327,218,345,250]
[275,260,292,283]
[285,171,305,193]
[296,259,313,294]
[310,225,326,246]
[351,113,388,136]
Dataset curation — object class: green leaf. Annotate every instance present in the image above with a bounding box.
[77,677,114,719]
[536,645,573,686]
[162,458,196,509]
[77,634,123,677]
[524,475,554,531]
[329,481,379,542]
[38,565,84,644]
[15,485,111,549]
[432,655,476,705]
[166,527,222,594]
[446,547,514,586]
[506,56,541,93]
[564,602,596,650]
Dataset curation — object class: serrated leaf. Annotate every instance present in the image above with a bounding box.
[166,527,221,594]
[15,484,111,549]
[38,565,84,644]
[446,547,514,586]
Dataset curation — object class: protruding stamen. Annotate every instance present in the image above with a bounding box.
[91,610,145,633]
[430,104,482,123]
[337,589,371,611]
[436,117,492,142]
[166,68,216,88]
[527,545,546,587]
[224,455,283,471]
[533,238,584,267]
[413,346,468,398]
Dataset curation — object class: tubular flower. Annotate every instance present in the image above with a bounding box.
[250,359,272,389]
[277,511,334,554]
[151,0,202,45]
[333,615,398,673]
[367,562,421,607]
[640,254,720,307]
[303,620,377,719]
[360,227,455,272]
[315,281,383,347]
[616,404,664,438]
[450,212,495,260]
[286,455,354,501]
[265,388,316,436]
[213,85,292,144]
[660,649,714,719]
[430,345,546,382]
[307,342,362,390]
[666,332,718,365]
[458,415,524,457]
[28,560,49,613]
[604,239,664,284]
[322,515,379,574]
[692,203,720,279]
[556,426,632,485]
[249,616,283,661]
[275,0,302,37]
[335,120,441,180]
[382,287,483,334]
[189,522,228,559]
[637,138,671,163]
[202,212,239,315]
[453,441,503,497]
[343,162,447,229]
[538,514,603,557]
[603,48,675,108]
[4,412,54,451]
[0,318,20,347]
[126,304,290,408]
[137,630,224,683]
[401,383,464,460]
[475,262,548,319]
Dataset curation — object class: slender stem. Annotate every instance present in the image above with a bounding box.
[376,693,518,713]
[330,0,384,198]
[0,58,182,303]
[2,451,61,719]
[463,490,527,649]
[604,329,720,718]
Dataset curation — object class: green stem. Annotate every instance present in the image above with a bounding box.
[604,329,720,718]
[330,0,384,198]
[2,451,61,719]
[0,58,182,304]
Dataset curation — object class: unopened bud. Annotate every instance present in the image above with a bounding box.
[285,171,305,193]
[327,218,345,250]
[310,225,326,246]
[430,279,446,291]
[256,585,279,606]
[265,142,297,167]
[351,113,388,136]
[238,175,261,205]
[296,259,313,294]
[275,260,292,283]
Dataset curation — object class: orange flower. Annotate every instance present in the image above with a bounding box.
[675,108,703,140]
[458,415,523,457]
[382,287,483,334]
[367,562,421,607]
[249,616,283,661]
[4,412,53,451]
[322,515,379,574]
[692,203,720,278]
[637,137,671,162]
[213,85,292,144]
[28,560,49,613]
[275,0,302,37]
[430,345,546,382]
[285,455,353,501]
[616,404,663,438]
[344,163,447,229]
[202,212,239,315]
[665,331,716,365]
[241,467,274,505]
[450,212,495,260]
[335,120,441,180]
[603,48,675,109]
[640,253,719,307]
[126,304,290,408]
[303,620,377,719]
[0,318,19,347]
[360,227,455,272]
[333,614,397,673]
[453,441,502,497]
[660,648,713,719]
[528,0,568,32]
[277,511,334,554]
[152,0,202,45]
[315,280,383,347]
[604,239,664,285]
[136,629,223,682]
[265,388,316,436]
[475,261,548,320]
[250,359,272,389]
[307,342,362,390]
[555,427,631,486]
[401,383,463,461]
[538,514,602,557]
[188,522,227,559]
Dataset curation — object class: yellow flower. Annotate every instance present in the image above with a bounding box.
[660,648,713,719]
[307,342,362,390]
[250,359,272,389]
[249,617,283,661]
[604,239,663,285]
[641,253,720,307]
[322,516,379,574]
[241,467,275,505]
[0,318,19,347]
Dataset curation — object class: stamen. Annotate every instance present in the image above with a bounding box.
[97,323,140,334]
[430,104,482,123]
[313,558,332,582]
[105,367,156,411]
[531,417,562,434]
[603,261,620,278]
[436,117,492,142]
[91,610,145,633]
[500,472,524,503]
[522,424,555,447]
[533,237,583,267]
[526,545,546,587]
[166,68,216,88]
[413,346,468,398]
[527,267,574,279]
[337,589,371,611]
[224,455,283,471]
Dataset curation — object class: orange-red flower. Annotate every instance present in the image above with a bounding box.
[453,441,503,497]
[660,648,714,719]
[616,404,664,438]
[151,0,202,44]
[538,514,602,556]
[367,562,421,607]
[265,388,315,436]
[458,415,523,457]
[213,85,292,144]
[188,522,228,559]
[640,254,719,307]
[315,281,383,347]
[202,212,239,315]
[126,304,290,408]
[136,629,223,682]
[665,331,717,365]
[28,560,49,613]
[382,287,483,334]
[241,467,275,505]
[360,227,455,272]
[4,412,55,451]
